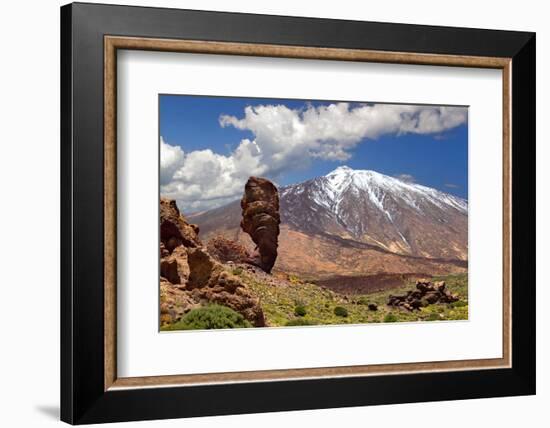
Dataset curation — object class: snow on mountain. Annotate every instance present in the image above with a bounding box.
[282,166,467,218]
[280,166,468,259]
[190,166,468,262]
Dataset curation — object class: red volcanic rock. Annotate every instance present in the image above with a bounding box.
[160,197,201,251]
[387,280,459,311]
[240,177,280,273]
[207,235,249,264]
[160,246,189,286]
[159,198,265,327]
[160,277,199,325]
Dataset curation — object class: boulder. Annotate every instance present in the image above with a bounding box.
[159,277,198,325]
[160,246,189,285]
[186,247,223,289]
[387,280,459,311]
[160,197,201,251]
[240,177,280,273]
[207,235,249,264]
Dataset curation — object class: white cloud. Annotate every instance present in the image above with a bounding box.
[162,102,467,212]
[395,173,416,183]
[220,103,467,162]
[160,137,185,185]
[160,139,266,213]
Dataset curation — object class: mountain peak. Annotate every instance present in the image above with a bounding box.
[191,165,469,263]
[326,165,382,179]
[330,165,353,173]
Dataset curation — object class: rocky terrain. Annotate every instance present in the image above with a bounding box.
[189,167,468,280]
[387,280,459,311]
[282,166,468,260]
[161,172,469,330]
[159,198,264,327]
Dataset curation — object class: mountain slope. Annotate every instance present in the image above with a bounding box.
[281,166,467,259]
[187,167,468,279]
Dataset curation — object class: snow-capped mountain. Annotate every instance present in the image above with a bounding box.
[280,166,468,259]
[188,167,468,278]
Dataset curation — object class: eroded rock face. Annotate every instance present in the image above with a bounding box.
[387,280,459,311]
[159,198,265,327]
[160,246,189,285]
[160,198,202,251]
[160,277,199,326]
[240,177,280,273]
[207,235,249,264]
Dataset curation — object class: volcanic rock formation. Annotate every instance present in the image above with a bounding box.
[387,280,459,311]
[189,167,468,280]
[240,177,280,273]
[159,197,265,327]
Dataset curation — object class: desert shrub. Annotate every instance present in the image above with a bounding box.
[288,274,301,284]
[333,306,348,317]
[207,235,249,263]
[356,296,369,305]
[426,313,441,321]
[450,300,468,308]
[168,305,252,330]
[294,304,307,317]
[232,267,243,276]
[286,318,315,326]
[383,313,398,323]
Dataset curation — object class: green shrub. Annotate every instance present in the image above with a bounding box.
[232,267,243,276]
[286,318,315,326]
[426,313,440,321]
[450,300,467,308]
[168,305,252,330]
[288,274,301,284]
[333,306,348,317]
[294,304,307,317]
[383,313,398,323]
[356,296,369,305]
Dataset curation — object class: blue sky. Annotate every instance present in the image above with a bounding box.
[160,95,468,212]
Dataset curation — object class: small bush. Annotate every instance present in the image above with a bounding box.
[450,300,467,308]
[294,304,307,317]
[286,318,315,326]
[383,313,398,323]
[426,313,440,321]
[168,305,252,330]
[288,274,302,284]
[232,267,243,276]
[334,306,348,317]
[356,296,369,305]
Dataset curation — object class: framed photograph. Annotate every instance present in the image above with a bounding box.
[61,2,535,424]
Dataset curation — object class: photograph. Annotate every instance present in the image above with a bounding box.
[52,2,537,424]
[159,95,469,330]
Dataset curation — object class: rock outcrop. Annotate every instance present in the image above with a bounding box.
[160,198,202,251]
[159,197,265,327]
[207,235,249,264]
[387,280,459,311]
[240,177,280,273]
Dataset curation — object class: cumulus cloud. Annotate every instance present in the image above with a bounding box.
[162,102,467,212]
[220,103,467,162]
[160,138,267,212]
[160,137,185,185]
